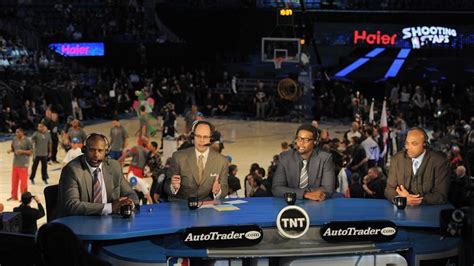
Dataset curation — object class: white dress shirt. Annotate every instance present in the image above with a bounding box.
[412,150,426,175]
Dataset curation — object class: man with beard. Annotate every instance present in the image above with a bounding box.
[272,124,335,201]
[57,133,138,217]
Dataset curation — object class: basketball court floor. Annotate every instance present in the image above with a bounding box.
[0,116,350,226]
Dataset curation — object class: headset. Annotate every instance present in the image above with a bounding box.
[189,120,217,145]
[82,133,111,156]
[294,123,320,147]
[408,127,430,148]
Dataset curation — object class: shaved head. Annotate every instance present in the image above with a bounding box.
[405,128,427,158]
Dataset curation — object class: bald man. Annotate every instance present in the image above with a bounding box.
[385,127,450,206]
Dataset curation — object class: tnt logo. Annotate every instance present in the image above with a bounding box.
[276,206,310,239]
[281,217,306,228]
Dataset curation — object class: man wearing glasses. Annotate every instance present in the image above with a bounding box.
[165,120,228,201]
[272,124,335,201]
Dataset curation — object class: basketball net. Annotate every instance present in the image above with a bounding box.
[273,57,284,69]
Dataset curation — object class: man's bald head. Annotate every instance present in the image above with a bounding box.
[405,128,427,158]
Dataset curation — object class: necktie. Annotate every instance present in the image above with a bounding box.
[299,160,308,189]
[197,155,204,183]
[93,168,102,203]
[413,160,420,175]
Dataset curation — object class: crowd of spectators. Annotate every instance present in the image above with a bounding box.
[0,64,221,134]
[5,0,160,43]
[0,32,36,72]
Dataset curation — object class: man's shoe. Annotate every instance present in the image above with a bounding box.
[6,197,17,201]
[30,179,35,185]
[43,179,48,185]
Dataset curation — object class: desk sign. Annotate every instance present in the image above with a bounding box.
[183,224,263,249]
[320,220,397,242]
[276,205,310,239]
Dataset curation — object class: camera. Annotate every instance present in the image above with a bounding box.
[440,207,471,239]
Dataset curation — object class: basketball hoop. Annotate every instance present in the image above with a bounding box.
[272,57,285,69]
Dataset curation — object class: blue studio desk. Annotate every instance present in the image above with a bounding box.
[55,197,460,266]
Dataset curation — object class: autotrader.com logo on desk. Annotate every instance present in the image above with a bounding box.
[183,224,263,249]
[320,220,397,242]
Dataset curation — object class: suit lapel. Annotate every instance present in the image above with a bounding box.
[403,155,412,188]
[202,150,214,185]
[415,150,430,183]
[293,151,302,188]
[307,150,319,186]
[81,157,93,201]
[186,148,200,184]
[102,163,114,202]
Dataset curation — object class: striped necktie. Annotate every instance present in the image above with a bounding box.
[93,168,102,203]
[299,160,308,189]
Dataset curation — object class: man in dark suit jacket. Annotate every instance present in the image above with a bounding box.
[57,134,138,217]
[272,124,335,200]
[165,121,228,201]
[13,192,45,234]
[385,127,450,205]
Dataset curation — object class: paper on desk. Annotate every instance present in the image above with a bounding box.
[224,200,247,205]
[202,200,217,205]
[198,200,217,208]
[213,204,240,211]
[199,204,215,209]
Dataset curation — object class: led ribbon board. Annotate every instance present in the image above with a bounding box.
[48,42,104,57]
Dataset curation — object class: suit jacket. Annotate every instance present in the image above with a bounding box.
[13,203,45,234]
[165,147,228,201]
[384,149,450,204]
[272,149,335,199]
[56,155,138,217]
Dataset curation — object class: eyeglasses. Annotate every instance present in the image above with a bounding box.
[295,137,313,143]
[195,134,211,140]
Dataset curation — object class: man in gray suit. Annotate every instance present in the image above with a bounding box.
[165,121,228,201]
[57,133,138,217]
[385,127,450,205]
[272,124,335,201]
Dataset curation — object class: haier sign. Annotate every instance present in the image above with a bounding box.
[354,30,397,45]
[49,42,105,57]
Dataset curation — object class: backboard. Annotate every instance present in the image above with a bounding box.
[261,37,301,64]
